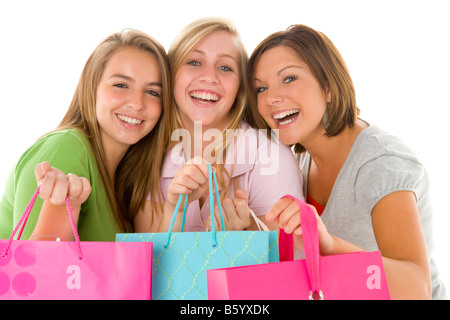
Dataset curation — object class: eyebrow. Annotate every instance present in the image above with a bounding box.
[110,74,162,87]
[254,65,304,83]
[277,65,303,76]
[191,49,238,62]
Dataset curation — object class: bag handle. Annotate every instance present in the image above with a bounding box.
[1,186,83,260]
[279,195,322,300]
[164,163,225,248]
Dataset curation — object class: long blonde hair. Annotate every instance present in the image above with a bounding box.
[167,17,249,194]
[56,29,170,231]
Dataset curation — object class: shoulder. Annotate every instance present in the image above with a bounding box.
[352,125,427,209]
[16,128,94,177]
[36,129,91,151]
[355,125,425,179]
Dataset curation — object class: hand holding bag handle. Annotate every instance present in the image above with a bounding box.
[280,195,322,300]
[1,186,83,260]
[164,163,225,248]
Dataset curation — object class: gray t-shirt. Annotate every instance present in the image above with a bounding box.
[298,124,446,299]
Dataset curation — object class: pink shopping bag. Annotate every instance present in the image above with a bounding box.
[207,195,390,300]
[1,187,152,300]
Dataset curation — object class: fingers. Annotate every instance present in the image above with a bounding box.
[38,170,58,201]
[173,167,207,193]
[67,173,82,200]
[203,205,224,231]
[167,159,210,205]
[231,189,251,227]
[211,189,251,231]
[265,198,293,222]
[39,172,69,206]
[67,174,91,203]
[187,156,211,175]
[78,177,92,203]
[34,161,51,184]
[35,163,91,206]
[265,198,303,234]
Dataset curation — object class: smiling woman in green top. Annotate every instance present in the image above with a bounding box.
[0,29,170,241]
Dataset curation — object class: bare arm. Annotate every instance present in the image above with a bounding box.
[266,191,431,299]
[371,191,431,299]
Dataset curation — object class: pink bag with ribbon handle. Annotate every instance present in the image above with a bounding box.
[207,195,390,300]
[0,187,152,300]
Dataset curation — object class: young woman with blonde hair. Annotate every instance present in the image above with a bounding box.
[135,17,303,233]
[0,29,170,241]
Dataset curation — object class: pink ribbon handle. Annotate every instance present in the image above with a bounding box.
[1,186,83,260]
[279,195,322,300]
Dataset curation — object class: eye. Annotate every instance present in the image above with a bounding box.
[219,65,233,72]
[187,60,201,66]
[114,83,128,89]
[255,86,267,95]
[146,89,161,97]
[284,75,297,84]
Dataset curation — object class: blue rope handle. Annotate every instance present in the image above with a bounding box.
[164,163,225,248]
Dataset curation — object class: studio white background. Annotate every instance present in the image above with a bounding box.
[1,0,449,295]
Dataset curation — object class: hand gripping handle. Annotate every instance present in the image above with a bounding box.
[1,186,83,260]
[279,195,322,300]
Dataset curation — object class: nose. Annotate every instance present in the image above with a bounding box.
[199,65,219,85]
[265,87,283,106]
[127,90,145,110]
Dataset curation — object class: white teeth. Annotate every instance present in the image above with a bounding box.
[279,117,296,126]
[273,109,299,120]
[190,91,220,102]
[117,114,143,125]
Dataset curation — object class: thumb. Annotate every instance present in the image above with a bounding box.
[234,189,249,201]
[34,161,51,185]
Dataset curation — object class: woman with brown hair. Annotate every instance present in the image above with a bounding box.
[0,29,170,241]
[248,24,446,299]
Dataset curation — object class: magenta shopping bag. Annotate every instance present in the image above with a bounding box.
[0,187,152,300]
[207,195,390,300]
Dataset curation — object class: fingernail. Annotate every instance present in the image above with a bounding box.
[47,172,54,178]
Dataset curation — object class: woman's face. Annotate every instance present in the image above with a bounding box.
[254,45,330,146]
[174,30,240,132]
[96,46,162,156]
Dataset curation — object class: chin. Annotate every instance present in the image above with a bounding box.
[277,133,299,146]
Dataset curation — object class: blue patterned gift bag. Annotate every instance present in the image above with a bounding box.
[117,164,278,300]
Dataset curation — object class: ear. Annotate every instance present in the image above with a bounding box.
[326,86,331,103]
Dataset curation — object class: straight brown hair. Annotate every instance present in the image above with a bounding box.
[247,24,359,154]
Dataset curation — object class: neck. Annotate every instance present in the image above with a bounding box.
[307,120,367,170]
[101,139,128,183]
[304,121,367,206]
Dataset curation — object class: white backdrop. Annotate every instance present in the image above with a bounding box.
[1,0,449,294]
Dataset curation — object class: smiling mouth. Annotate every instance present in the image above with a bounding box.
[190,90,221,104]
[272,109,299,126]
[116,113,143,126]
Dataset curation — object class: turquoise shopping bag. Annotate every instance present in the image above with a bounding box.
[116,164,278,300]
